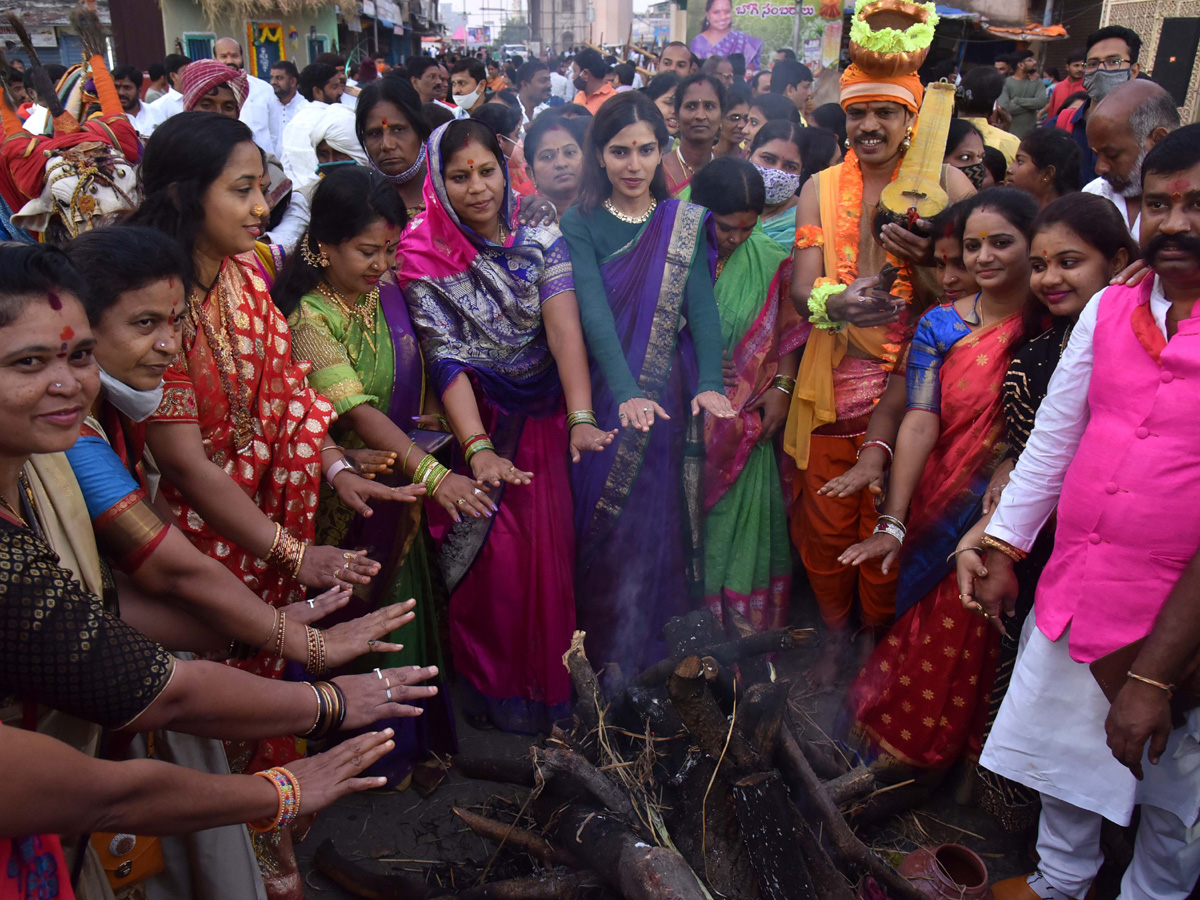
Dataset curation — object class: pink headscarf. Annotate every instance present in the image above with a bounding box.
[181,59,249,113]
[395,120,518,287]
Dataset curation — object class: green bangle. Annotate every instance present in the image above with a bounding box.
[807,282,848,332]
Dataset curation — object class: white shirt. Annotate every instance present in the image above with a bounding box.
[520,100,548,127]
[147,87,183,127]
[275,91,309,130]
[281,100,329,188]
[1083,175,1141,240]
[987,278,1171,551]
[549,70,572,102]
[240,74,282,158]
[341,91,358,111]
[126,100,158,136]
[264,189,308,252]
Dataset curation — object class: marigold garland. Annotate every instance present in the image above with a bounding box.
[793,224,824,250]
[834,150,915,371]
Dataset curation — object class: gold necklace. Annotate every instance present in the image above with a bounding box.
[715,255,729,279]
[603,197,657,225]
[316,281,379,331]
[0,474,31,527]
[675,144,712,178]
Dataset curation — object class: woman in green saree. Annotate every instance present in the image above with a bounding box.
[275,167,476,787]
[691,157,805,631]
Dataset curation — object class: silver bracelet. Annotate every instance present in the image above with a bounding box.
[873,520,906,545]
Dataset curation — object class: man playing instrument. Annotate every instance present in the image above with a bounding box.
[785,63,975,686]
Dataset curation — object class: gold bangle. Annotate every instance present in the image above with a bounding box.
[982,533,1026,562]
[1127,671,1175,698]
[945,546,986,565]
[567,409,598,428]
[402,442,417,476]
[770,375,796,396]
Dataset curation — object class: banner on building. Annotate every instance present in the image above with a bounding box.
[468,26,491,44]
[686,0,842,74]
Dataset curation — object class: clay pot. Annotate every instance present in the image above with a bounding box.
[897,844,994,900]
[848,0,933,76]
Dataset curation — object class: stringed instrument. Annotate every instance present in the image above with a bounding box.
[871,80,956,240]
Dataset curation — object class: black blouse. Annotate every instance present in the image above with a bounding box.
[0,520,174,728]
[1002,320,1073,458]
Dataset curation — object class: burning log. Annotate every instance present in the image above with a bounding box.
[553,806,708,900]
[636,627,814,687]
[731,771,817,900]
[452,808,581,868]
[665,655,756,769]
[777,726,928,900]
[532,747,638,825]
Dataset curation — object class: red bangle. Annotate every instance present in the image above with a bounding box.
[249,767,301,833]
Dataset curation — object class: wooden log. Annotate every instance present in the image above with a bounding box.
[452,808,581,869]
[668,754,759,898]
[313,839,438,899]
[776,727,928,900]
[315,839,602,899]
[453,756,536,787]
[793,814,858,900]
[533,747,637,823]
[455,873,604,899]
[737,681,789,761]
[664,610,726,657]
[824,766,878,807]
[554,805,708,900]
[666,655,757,769]
[563,631,602,733]
[731,771,817,900]
[636,627,814,687]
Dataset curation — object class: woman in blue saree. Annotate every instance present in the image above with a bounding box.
[561,92,734,678]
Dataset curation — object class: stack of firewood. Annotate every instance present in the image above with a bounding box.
[316,611,932,900]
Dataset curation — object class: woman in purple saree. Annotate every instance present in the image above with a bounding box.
[561,92,734,680]
[398,120,613,733]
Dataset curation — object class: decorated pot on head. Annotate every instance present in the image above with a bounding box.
[839,0,953,241]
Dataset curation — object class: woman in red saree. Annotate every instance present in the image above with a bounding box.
[124,113,423,899]
[838,188,1040,774]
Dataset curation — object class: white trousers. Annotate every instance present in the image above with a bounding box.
[1036,792,1200,900]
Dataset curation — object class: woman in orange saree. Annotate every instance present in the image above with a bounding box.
[837,188,1039,774]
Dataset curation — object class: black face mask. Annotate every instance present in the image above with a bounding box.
[960,162,987,190]
[573,74,587,92]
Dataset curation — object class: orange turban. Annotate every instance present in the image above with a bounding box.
[839,64,923,114]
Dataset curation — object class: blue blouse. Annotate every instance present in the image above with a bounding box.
[906,303,974,415]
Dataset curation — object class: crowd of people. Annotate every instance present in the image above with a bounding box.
[1,14,1199,900]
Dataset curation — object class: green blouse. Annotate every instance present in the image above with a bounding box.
[560,203,725,404]
[288,289,398,419]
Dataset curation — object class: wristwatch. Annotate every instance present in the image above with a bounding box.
[324,455,361,485]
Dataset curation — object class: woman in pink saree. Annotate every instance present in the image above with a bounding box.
[398,119,613,733]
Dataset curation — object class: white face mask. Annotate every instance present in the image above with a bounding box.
[453,85,481,109]
[98,367,164,422]
[755,164,801,206]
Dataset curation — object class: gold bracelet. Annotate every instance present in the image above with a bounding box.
[567,409,598,428]
[945,546,986,565]
[305,625,327,676]
[1127,671,1175,698]
[770,375,796,396]
[981,533,1026,562]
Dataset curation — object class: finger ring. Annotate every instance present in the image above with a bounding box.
[374,667,383,678]
[473,488,483,496]
[958,593,969,601]
[384,676,391,688]
[643,407,650,413]
[386,688,393,700]
[307,598,316,608]
[332,569,341,578]
[456,498,466,505]
[619,413,627,419]
[508,466,516,472]
[343,551,357,560]
[368,639,376,648]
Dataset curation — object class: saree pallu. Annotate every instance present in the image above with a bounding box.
[149,252,333,775]
[572,201,710,678]
[843,311,1021,773]
[291,280,456,782]
[761,208,797,251]
[703,230,803,631]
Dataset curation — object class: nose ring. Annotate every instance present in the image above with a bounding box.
[252,204,267,217]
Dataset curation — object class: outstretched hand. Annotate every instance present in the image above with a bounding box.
[692,390,735,419]
[838,532,901,575]
[333,471,426,518]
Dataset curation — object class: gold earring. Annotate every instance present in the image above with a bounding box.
[901,127,913,151]
[299,234,330,269]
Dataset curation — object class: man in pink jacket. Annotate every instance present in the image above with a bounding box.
[971,124,1200,900]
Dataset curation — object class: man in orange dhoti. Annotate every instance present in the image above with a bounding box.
[785,46,975,686]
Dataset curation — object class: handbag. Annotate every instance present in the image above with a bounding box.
[89,733,165,890]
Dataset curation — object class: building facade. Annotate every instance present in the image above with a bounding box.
[1102,0,1200,118]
